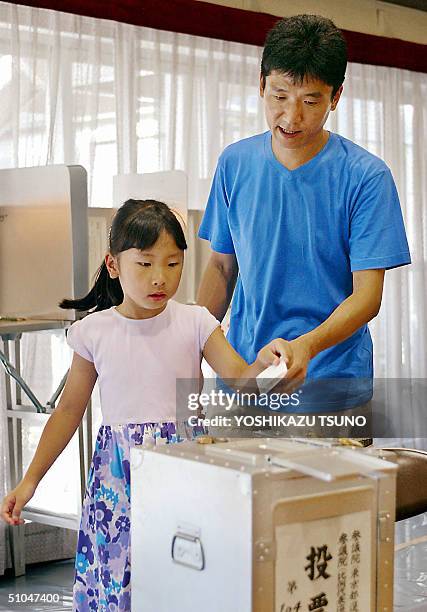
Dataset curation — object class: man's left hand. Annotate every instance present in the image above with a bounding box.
[258,336,312,393]
[284,336,312,383]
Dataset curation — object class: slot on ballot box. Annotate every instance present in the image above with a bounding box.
[130,438,396,612]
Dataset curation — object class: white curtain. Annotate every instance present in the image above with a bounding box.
[0,1,426,572]
[0,3,266,208]
[1,4,424,370]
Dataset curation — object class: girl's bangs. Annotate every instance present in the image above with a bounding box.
[121,216,162,252]
[110,200,188,254]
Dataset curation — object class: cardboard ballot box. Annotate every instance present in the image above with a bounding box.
[130,439,396,612]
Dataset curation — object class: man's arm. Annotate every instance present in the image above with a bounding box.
[282,269,385,382]
[197,250,238,321]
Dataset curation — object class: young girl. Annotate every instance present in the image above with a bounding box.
[1,199,288,611]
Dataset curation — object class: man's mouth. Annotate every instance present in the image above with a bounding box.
[278,126,301,137]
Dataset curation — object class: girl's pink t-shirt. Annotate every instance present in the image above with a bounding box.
[66,300,219,425]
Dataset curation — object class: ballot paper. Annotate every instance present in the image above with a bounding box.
[256,359,288,394]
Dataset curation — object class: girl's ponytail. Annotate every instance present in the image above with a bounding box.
[59,261,123,313]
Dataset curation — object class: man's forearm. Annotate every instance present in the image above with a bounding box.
[301,289,381,359]
[197,260,236,321]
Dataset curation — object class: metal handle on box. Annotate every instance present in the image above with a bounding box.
[171,532,205,571]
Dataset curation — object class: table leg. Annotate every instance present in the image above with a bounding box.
[2,337,26,577]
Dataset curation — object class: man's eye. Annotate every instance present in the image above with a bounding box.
[138,262,151,267]
[274,96,285,100]
[305,101,317,106]
[168,262,180,267]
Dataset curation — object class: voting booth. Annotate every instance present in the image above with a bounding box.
[0,165,88,320]
[131,438,396,612]
[0,165,90,575]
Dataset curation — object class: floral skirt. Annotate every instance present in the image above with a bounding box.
[72,422,193,612]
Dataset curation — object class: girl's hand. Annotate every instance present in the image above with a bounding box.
[1,480,37,526]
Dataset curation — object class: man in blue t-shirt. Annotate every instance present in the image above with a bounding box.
[197,15,410,410]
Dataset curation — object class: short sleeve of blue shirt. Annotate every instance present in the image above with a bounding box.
[349,168,410,271]
[198,154,235,255]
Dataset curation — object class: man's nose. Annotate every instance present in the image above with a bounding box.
[284,102,303,125]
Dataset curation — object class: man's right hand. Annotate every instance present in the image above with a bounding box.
[1,481,36,526]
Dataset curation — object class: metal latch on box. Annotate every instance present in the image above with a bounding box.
[255,538,275,563]
[378,511,393,543]
[171,525,205,571]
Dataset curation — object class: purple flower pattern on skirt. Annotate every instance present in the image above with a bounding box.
[72,422,188,611]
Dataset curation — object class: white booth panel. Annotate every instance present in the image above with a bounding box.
[0,165,88,320]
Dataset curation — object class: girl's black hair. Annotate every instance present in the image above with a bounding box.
[60,199,187,313]
[261,15,347,97]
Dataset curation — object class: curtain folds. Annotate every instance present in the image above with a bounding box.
[0,1,426,573]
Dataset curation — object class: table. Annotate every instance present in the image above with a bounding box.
[0,319,92,576]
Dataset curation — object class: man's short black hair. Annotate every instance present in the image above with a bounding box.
[261,15,347,97]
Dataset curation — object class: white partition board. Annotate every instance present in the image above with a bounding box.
[0,165,88,320]
[87,207,115,284]
[113,170,187,223]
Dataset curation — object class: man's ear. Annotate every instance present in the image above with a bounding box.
[105,253,119,279]
[331,85,343,111]
[259,73,265,98]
